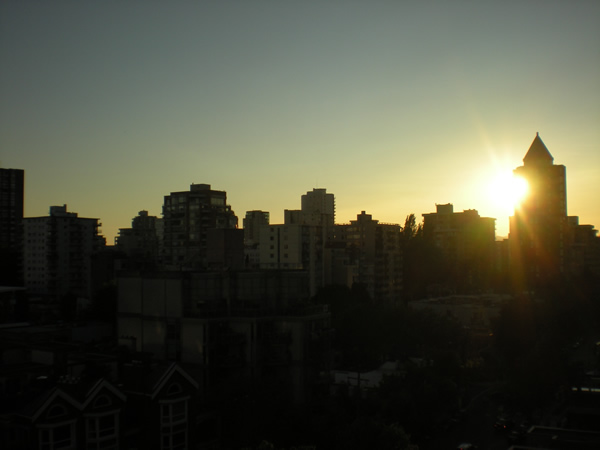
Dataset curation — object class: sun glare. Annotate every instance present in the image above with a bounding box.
[488,172,528,213]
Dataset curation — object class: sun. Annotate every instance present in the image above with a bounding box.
[487,171,528,213]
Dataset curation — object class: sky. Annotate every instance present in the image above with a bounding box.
[1,0,599,243]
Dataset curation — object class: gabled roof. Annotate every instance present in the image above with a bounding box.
[30,388,81,423]
[120,362,199,400]
[523,132,554,165]
[151,363,199,400]
[17,378,126,422]
[81,378,127,409]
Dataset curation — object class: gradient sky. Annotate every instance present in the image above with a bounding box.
[2,0,599,243]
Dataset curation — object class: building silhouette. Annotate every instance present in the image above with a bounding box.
[0,320,214,450]
[565,216,600,279]
[300,188,335,227]
[509,133,567,289]
[253,188,336,296]
[161,184,238,270]
[23,205,105,303]
[243,210,270,268]
[328,211,403,303]
[116,269,331,404]
[115,210,163,268]
[0,168,24,286]
[422,203,496,292]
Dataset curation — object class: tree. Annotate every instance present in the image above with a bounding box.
[401,214,422,242]
[401,213,448,300]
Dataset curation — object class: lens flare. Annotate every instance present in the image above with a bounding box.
[488,172,528,213]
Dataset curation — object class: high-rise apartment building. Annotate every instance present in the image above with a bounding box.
[243,210,270,245]
[329,211,403,303]
[564,216,600,278]
[243,210,270,269]
[259,188,336,296]
[162,184,238,269]
[116,210,163,268]
[423,203,496,291]
[509,133,567,287]
[23,205,105,300]
[259,224,304,270]
[0,168,24,286]
[300,188,335,227]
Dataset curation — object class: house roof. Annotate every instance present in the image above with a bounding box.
[120,362,198,399]
[523,132,554,165]
[14,377,125,422]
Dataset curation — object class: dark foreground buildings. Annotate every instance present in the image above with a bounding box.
[0,168,24,286]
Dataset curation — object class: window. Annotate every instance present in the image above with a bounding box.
[166,383,183,396]
[93,395,112,410]
[39,421,76,450]
[160,399,188,450]
[46,405,67,420]
[86,412,118,450]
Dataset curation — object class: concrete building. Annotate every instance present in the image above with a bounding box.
[329,211,403,303]
[23,205,105,302]
[300,188,335,227]
[0,168,24,286]
[565,216,600,278]
[206,228,244,270]
[509,133,568,288]
[161,184,238,270]
[257,188,336,296]
[259,224,304,270]
[117,270,331,403]
[115,210,162,268]
[423,203,496,291]
[243,210,270,245]
[243,210,270,268]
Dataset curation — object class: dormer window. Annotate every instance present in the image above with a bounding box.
[93,395,112,409]
[166,382,183,396]
[46,405,67,419]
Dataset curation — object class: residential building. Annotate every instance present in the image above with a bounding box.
[259,224,304,270]
[206,228,244,270]
[565,216,600,278]
[300,188,335,227]
[23,205,105,302]
[115,210,162,268]
[329,211,403,303]
[161,184,238,270]
[259,188,336,296]
[0,168,24,286]
[243,210,270,245]
[422,204,496,292]
[509,133,568,289]
[0,324,214,450]
[243,210,270,268]
[117,269,331,404]
[0,286,27,324]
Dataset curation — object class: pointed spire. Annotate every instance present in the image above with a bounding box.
[523,133,553,165]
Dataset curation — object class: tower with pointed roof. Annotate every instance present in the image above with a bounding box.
[509,133,567,289]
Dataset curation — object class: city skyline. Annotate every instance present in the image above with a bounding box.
[1,1,599,243]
